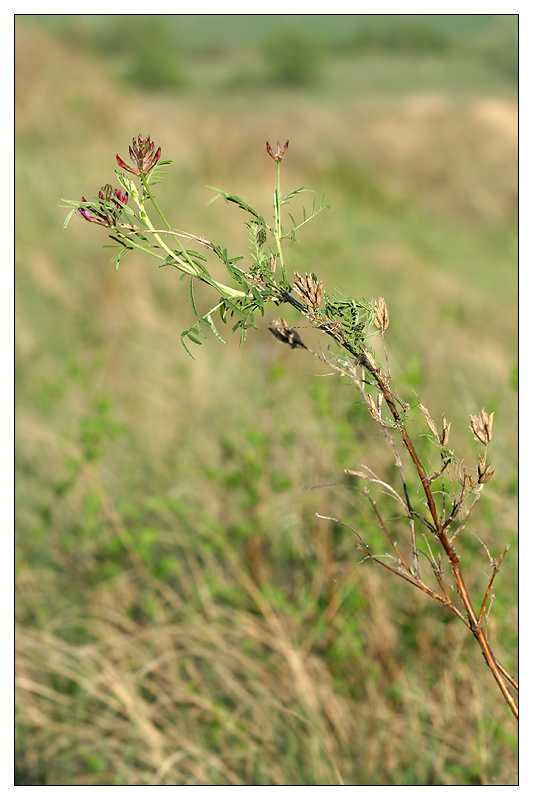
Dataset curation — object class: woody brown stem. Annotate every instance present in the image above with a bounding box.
[280,284,517,718]
[363,349,518,719]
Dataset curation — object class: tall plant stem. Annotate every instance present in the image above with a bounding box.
[274,160,287,284]
[140,173,172,231]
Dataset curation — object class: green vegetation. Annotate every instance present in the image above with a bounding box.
[29,13,518,92]
[16,15,517,785]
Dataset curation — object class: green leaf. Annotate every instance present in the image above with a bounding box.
[63,208,77,228]
[133,231,150,244]
[115,172,138,196]
[230,299,249,318]
[180,331,201,359]
[188,276,198,316]
[200,313,227,344]
[251,286,265,305]
[206,186,266,227]
[281,185,308,202]
[146,160,172,187]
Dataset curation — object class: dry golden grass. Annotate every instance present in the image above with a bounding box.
[16,527,518,785]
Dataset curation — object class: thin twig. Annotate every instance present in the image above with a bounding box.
[362,488,412,575]
[478,546,510,625]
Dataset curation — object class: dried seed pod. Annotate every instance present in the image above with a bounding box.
[374,297,390,331]
[367,392,380,421]
[268,318,307,350]
[345,468,369,479]
[293,272,323,311]
[419,404,440,439]
[469,408,494,446]
[441,413,452,447]
[477,454,495,484]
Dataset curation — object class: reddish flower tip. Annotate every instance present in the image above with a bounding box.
[78,197,94,222]
[266,139,289,162]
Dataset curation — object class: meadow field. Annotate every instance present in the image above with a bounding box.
[15,14,518,785]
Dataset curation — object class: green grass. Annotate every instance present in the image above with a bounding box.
[15,16,517,785]
[28,13,518,97]
[30,13,515,52]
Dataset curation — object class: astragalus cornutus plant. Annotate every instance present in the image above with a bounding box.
[64,134,517,720]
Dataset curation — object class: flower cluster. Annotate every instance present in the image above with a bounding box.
[116,134,162,177]
[77,135,162,228]
[78,184,129,227]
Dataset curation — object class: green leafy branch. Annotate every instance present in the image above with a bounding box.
[65,137,334,359]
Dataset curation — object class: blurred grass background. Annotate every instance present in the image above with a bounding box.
[15,14,518,786]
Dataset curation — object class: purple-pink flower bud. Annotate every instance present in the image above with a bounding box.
[266,140,289,162]
[77,185,129,227]
[116,135,162,176]
[78,198,94,222]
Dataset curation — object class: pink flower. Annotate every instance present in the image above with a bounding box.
[116,134,162,177]
[78,184,128,227]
